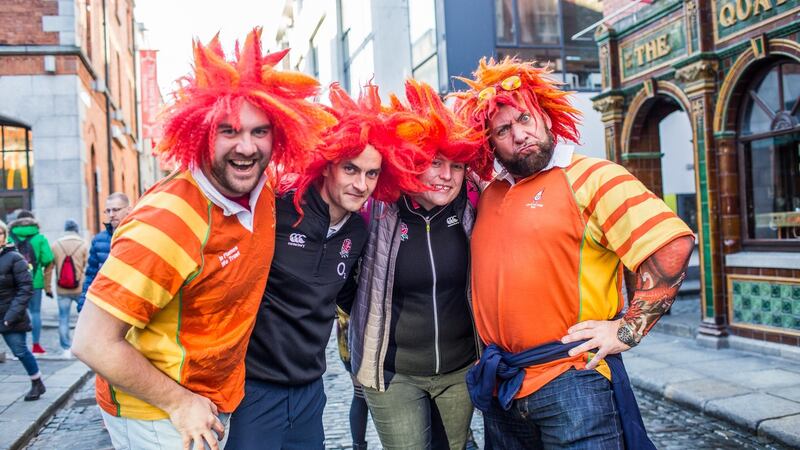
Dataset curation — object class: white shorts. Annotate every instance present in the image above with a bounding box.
[100,409,230,450]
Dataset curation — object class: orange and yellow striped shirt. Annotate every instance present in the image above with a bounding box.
[87,169,276,420]
[471,152,692,399]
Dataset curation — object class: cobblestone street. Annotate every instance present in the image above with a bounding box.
[16,331,791,450]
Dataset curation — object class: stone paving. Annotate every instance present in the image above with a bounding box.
[19,330,793,450]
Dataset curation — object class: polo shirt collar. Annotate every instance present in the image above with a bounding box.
[190,166,268,232]
[496,144,574,186]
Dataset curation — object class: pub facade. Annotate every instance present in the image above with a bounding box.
[593,0,800,347]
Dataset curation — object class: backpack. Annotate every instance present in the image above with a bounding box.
[56,241,80,289]
[10,234,37,273]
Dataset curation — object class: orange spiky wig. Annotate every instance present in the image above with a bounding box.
[450,57,581,177]
[156,27,334,173]
[389,79,489,179]
[291,82,430,218]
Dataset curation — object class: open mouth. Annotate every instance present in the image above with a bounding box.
[229,159,256,172]
[432,184,453,192]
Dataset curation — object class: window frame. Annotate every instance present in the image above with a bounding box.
[737,59,800,250]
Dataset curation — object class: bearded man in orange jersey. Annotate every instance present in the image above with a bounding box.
[453,57,694,449]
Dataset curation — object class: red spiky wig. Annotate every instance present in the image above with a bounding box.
[388,79,488,179]
[449,57,581,177]
[156,27,335,174]
[291,82,430,218]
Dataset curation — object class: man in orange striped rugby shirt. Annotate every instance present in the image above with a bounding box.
[452,57,694,449]
[71,28,333,450]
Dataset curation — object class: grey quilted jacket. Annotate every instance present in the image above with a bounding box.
[349,194,478,390]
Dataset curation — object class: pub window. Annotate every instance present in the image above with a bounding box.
[739,60,800,245]
[0,122,34,221]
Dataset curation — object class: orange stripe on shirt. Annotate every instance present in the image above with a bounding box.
[597,191,659,241]
[569,159,613,193]
[581,174,640,223]
[614,211,678,259]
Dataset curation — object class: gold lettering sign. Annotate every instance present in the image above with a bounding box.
[714,0,799,43]
[619,17,687,82]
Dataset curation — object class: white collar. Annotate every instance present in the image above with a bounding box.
[190,166,268,232]
[496,144,575,186]
[327,213,351,238]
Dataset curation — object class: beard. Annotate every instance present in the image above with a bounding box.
[495,130,555,179]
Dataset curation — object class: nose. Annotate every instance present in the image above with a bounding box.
[353,174,367,192]
[440,164,452,181]
[235,133,258,156]
[511,124,527,145]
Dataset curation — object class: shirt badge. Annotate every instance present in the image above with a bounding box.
[526,189,545,209]
[340,238,352,258]
[288,233,307,248]
[446,215,460,227]
[400,222,409,241]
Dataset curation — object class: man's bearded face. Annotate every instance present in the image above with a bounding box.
[488,104,555,179]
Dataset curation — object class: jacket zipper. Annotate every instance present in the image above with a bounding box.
[404,198,448,374]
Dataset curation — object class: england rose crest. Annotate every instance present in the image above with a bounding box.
[340,238,352,258]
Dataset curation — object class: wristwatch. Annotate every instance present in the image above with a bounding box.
[617,322,639,348]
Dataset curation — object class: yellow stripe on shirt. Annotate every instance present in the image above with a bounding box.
[115,220,199,280]
[98,255,175,309]
[133,191,208,243]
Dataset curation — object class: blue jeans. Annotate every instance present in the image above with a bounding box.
[363,365,473,450]
[226,378,326,450]
[483,368,623,450]
[28,289,42,344]
[57,294,79,350]
[2,331,40,376]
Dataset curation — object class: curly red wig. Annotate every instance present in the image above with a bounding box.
[155,27,335,174]
[291,82,430,218]
[389,79,488,179]
[449,57,581,177]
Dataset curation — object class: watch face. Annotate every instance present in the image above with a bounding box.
[617,324,638,347]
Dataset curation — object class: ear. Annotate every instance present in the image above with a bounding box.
[322,163,332,178]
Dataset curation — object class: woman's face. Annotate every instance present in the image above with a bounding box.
[411,154,465,210]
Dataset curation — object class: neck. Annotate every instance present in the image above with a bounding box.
[328,207,348,227]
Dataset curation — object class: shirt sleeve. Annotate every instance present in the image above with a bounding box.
[86,211,203,328]
[571,159,693,271]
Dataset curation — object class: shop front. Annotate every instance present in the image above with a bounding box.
[593,0,800,346]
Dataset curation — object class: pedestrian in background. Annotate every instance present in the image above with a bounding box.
[44,219,88,359]
[349,79,487,450]
[78,192,131,312]
[8,210,54,356]
[0,219,46,401]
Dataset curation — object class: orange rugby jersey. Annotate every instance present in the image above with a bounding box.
[87,170,276,420]
[471,154,692,399]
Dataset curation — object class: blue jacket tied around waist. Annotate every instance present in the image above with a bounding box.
[466,341,655,450]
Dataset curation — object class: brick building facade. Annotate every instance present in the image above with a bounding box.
[0,0,149,239]
[593,0,800,346]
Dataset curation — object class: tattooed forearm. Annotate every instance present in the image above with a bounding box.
[622,235,694,343]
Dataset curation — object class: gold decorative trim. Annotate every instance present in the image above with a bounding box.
[713,38,800,133]
[675,59,719,84]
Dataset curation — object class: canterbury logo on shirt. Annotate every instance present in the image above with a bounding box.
[446,215,460,227]
[288,233,307,248]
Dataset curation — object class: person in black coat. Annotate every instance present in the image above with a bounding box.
[0,220,46,401]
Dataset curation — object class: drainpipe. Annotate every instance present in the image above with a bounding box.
[102,0,114,194]
[132,19,142,196]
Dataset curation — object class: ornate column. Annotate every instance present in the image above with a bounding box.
[676,58,729,346]
[592,94,625,163]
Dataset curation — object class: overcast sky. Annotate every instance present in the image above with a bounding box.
[134,0,284,97]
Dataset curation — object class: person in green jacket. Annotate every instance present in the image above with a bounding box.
[8,210,54,355]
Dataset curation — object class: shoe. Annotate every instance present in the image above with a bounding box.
[62,349,74,359]
[24,378,46,401]
[32,343,47,355]
[353,443,368,450]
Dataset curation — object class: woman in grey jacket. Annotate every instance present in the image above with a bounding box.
[348,80,487,450]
